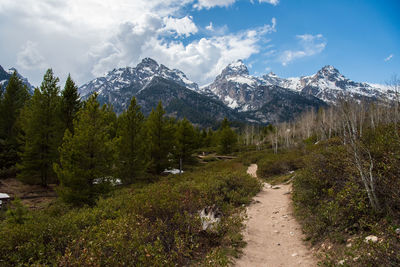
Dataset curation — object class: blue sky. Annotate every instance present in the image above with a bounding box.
[0,0,398,86]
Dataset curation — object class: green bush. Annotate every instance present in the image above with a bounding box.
[257,150,304,179]
[0,160,261,266]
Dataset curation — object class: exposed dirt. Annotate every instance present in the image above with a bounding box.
[0,178,56,209]
[234,164,317,267]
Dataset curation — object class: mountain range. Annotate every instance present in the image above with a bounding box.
[0,59,393,126]
[78,58,392,125]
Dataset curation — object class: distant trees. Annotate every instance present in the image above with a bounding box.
[61,74,81,134]
[0,72,30,174]
[116,97,147,184]
[174,118,196,171]
[217,118,237,154]
[55,94,115,205]
[17,69,63,186]
[146,101,174,174]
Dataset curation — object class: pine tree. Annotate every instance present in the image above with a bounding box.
[17,69,63,186]
[0,72,30,172]
[175,118,196,171]
[54,94,115,205]
[116,97,147,184]
[217,118,237,154]
[61,74,81,134]
[146,101,174,174]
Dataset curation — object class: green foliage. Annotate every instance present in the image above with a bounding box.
[17,69,63,186]
[61,74,81,133]
[5,198,31,224]
[217,118,237,154]
[0,72,30,174]
[55,94,115,206]
[257,149,303,179]
[146,101,174,173]
[174,118,197,166]
[0,160,261,266]
[116,97,148,184]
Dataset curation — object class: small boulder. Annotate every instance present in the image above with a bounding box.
[395,228,400,235]
[364,235,378,243]
[199,205,222,231]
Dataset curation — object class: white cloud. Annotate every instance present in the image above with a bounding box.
[194,0,236,9]
[16,41,47,70]
[384,54,394,62]
[279,34,326,66]
[259,0,279,5]
[0,0,276,86]
[195,0,279,9]
[163,16,198,37]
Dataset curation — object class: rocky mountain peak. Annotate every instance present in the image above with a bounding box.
[316,65,343,81]
[220,60,249,77]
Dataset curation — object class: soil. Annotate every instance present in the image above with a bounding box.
[0,178,57,209]
[234,164,317,267]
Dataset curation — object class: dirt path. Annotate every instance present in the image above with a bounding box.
[234,164,317,267]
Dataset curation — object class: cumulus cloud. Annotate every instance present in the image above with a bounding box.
[16,41,47,70]
[279,34,326,66]
[384,54,393,62]
[0,0,276,86]
[163,16,198,37]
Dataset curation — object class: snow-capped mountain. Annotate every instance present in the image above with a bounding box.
[79,58,198,107]
[262,65,391,102]
[0,65,34,94]
[201,60,266,111]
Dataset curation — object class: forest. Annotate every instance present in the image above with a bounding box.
[0,69,399,266]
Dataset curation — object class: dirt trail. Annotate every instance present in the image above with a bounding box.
[234,164,316,267]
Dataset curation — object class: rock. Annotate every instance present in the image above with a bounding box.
[364,235,378,243]
[199,205,222,231]
[277,243,280,246]
[346,243,352,248]
[291,253,298,257]
[395,228,400,235]
[338,259,345,265]
[272,186,281,189]
[283,191,291,195]
[290,231,294,236]
[274,230,280,233]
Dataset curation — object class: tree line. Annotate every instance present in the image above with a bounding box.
[0,69,238,205]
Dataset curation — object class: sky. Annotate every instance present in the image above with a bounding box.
[0,0,399,87]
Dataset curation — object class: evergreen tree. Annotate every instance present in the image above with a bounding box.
[0,72,30,172]
[54,94,115,205]
[116,97,147,184]
[175,118,196,171]
[17,69,63,186]
[146,101,174,174]
[61,74,81,134]
[217,118,237,154]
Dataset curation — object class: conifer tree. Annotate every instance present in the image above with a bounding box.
[61,74,81,134]
[116,97,147,184]
[17,69,63,186]
[0,72,30,172]
[175,118,196,171]
[54,94,115,205]
[146,101,174,173]
[217,118,237,154]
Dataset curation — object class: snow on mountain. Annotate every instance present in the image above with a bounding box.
[0,65,34,93]
[79,57,199,100]
[262,65,392,102]
[202,60,266,110]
